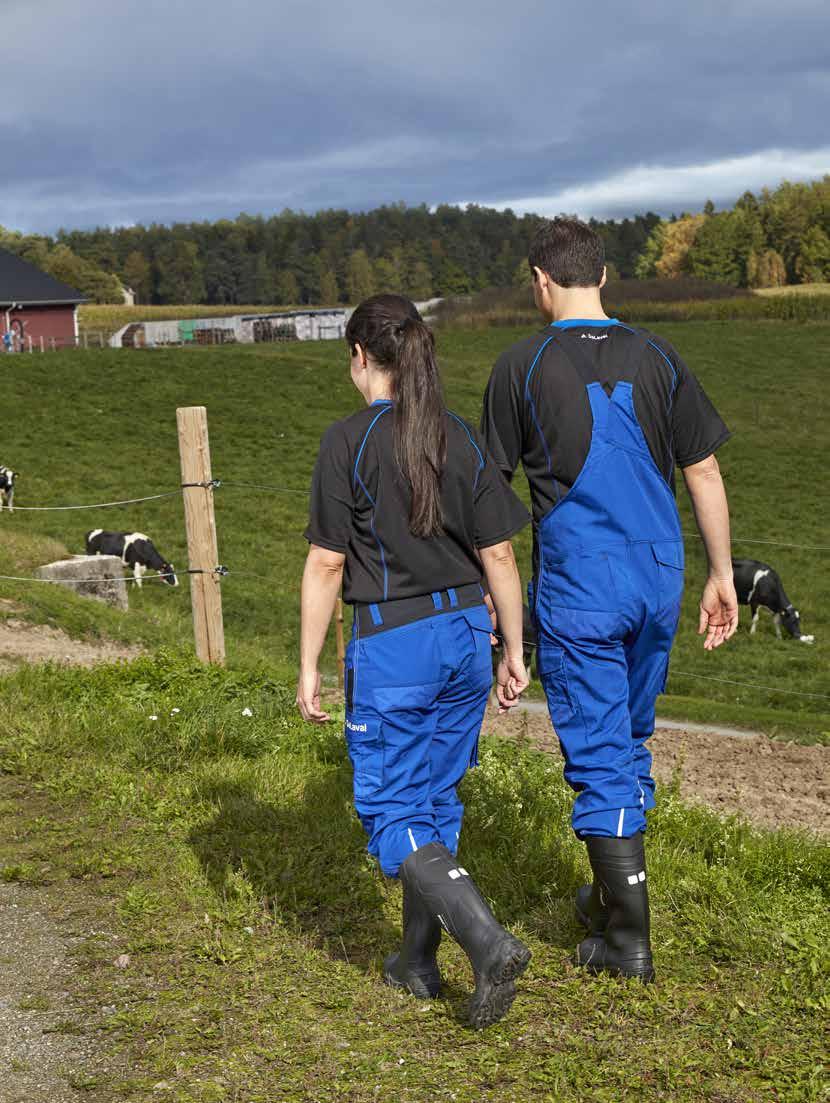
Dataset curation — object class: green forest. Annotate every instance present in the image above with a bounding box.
[1,176,828,306]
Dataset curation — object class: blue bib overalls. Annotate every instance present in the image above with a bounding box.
[345,593,493,877]
[532,321,684,839]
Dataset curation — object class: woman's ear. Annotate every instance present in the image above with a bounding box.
[354,341,368,370]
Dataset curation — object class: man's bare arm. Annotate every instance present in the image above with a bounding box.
[681,454,739,651]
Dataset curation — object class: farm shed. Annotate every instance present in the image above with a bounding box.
[0,248,86,351]
[110,308,348,349]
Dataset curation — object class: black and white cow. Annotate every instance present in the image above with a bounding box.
[85,529,179,588]
[0,466,17,512]
[732,557,813,643]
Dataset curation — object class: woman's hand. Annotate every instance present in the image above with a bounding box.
[296,667,330,723]
[698,575,739,651]
[496,652,530,713]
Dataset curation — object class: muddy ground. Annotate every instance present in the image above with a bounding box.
[483,704,829,836]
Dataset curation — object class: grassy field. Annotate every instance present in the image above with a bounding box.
[2,322,828,737]
[0,654,826,1102]
[0,322,828,1101]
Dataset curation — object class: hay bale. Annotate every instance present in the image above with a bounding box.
[35,555,129,610]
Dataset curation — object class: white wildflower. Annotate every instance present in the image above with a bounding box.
[241,707,253,717]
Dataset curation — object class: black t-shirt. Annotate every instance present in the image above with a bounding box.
[305,400,530,604]
[481,319,731,523]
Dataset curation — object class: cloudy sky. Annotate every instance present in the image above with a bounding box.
[2,0,828,233]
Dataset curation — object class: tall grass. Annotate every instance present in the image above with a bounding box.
[434,283,830,327]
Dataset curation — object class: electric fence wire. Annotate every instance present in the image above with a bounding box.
[2,480,827,707]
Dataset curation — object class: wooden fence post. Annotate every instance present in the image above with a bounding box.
[335,596,345,688]
[176,406,225,664]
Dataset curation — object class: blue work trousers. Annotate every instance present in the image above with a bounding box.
[536,540,682,838]
[344,603,493,877]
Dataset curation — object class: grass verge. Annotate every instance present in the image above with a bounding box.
[0,655,827,1102]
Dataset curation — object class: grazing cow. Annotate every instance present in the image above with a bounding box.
[0,466,17,512]
[85,529,179,588]
[732,557,814,643]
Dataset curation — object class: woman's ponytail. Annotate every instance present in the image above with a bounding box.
[392,316,446,537]
[345,294,447,538]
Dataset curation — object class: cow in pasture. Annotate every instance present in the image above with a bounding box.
[85,529,179,588]
[732,557,814,643]
[0,466,17,512]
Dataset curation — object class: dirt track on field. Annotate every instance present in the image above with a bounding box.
[0,606,141,673]
[483,704,830,836]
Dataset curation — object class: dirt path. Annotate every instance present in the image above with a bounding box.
[0,883,113,1102]
[0,615,141,673]
[483,704,830,835]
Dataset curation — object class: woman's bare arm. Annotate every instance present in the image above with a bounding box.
[297,544,346,722]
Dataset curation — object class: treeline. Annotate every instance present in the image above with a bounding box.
[634,177,830,288]
[0,206,658,306]
[2,176,827,306]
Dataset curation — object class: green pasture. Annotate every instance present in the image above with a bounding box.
[1,322,828,738]
[0,655,826,1101]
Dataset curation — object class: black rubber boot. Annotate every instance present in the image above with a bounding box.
[575,881,609,935]
[575,833,655,982]
[383,877,443,998]
[399,842,531,1029]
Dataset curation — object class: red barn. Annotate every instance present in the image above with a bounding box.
[0,248,87,351]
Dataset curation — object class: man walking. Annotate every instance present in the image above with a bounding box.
[481,218,738,982]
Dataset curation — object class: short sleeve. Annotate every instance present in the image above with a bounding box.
[480,350,525,479]
[304,423,353,551]
[471,431,531,549]
[658,340,731,467]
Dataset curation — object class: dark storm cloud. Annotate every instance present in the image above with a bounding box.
[1,0,828,231]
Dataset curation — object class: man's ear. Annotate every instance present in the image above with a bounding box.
[532,265,546,288]
[599,266,608,290]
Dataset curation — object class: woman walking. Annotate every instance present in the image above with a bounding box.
[297,294,532,1028]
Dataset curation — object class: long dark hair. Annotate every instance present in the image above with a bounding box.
[346,294,447,538]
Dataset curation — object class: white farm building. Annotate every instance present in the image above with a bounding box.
[110,308,348,349]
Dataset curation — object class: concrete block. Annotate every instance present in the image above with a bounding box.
[35,555,129,610]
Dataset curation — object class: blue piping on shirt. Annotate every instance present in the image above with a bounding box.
[524,335,557,476]
[447,411,485,490]
[353,405,392,601]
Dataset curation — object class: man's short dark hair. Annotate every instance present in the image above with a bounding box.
[528,217,605,287]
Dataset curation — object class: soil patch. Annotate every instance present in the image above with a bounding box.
[483,704,829,836]
[0,620,142,673]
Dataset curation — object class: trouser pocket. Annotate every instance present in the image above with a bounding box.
[345,713,384,804]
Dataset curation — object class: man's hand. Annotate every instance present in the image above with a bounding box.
[296,667,330,723]
[698,575,739,651]
[496,653,530,713]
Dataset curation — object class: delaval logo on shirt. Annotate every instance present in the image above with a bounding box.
[580,332,609,340]
[346,718,368,733]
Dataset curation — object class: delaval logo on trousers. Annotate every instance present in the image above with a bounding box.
[346,719,368,733]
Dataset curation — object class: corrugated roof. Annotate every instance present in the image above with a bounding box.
[0,248,86,305]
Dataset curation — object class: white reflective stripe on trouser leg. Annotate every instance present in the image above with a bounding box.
[407,828,418,852]
[616,808,625,837]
